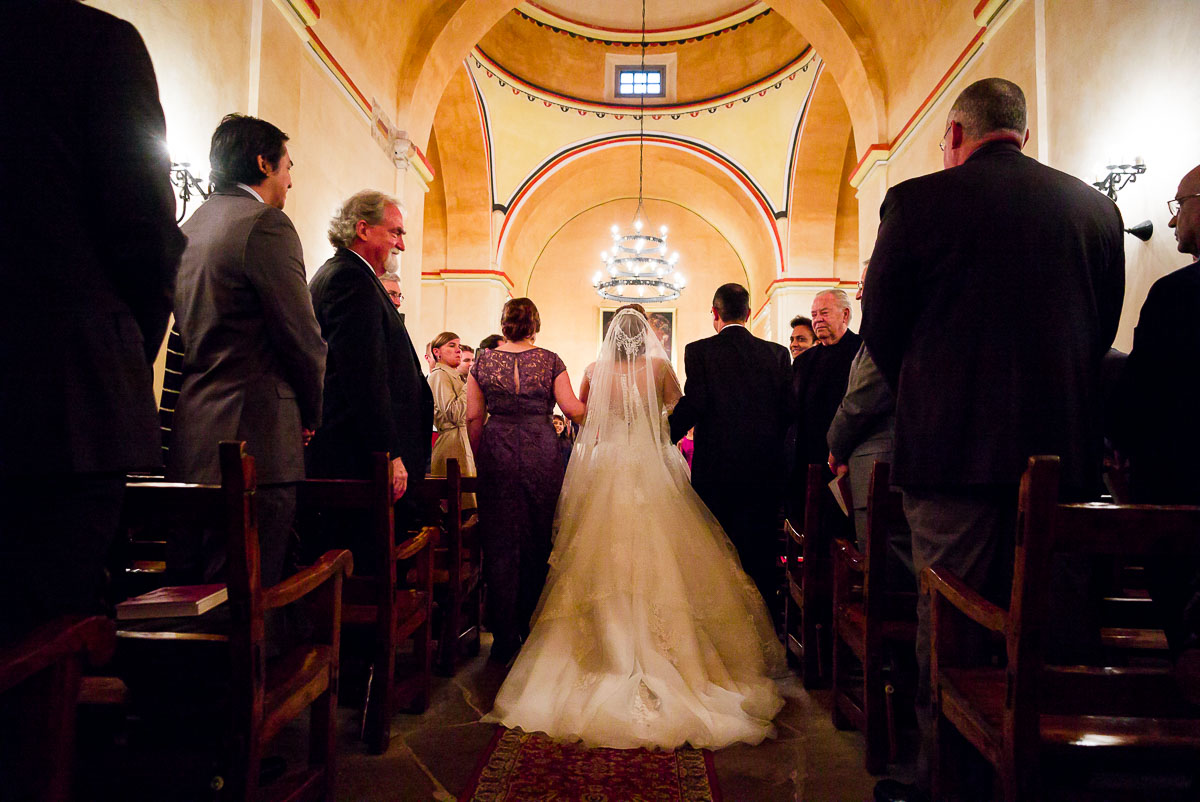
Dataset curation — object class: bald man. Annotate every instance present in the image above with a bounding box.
[1114,164,1200,702]
[863,78,1124,801]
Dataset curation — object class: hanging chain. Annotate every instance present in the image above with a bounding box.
[635,0,646,221]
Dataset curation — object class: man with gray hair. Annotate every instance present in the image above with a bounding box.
[863,78,1124,802]
[307,191,433,562]
[792,287,862,472]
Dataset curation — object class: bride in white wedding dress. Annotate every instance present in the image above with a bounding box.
[482,306,786,750]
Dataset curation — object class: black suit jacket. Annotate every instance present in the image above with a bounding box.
[669,325,792,500]
[1113,262,1200,504]
[792,330,862,466]
[0,1,185,476]
[861,141,1125,492]
[307,248,433,480]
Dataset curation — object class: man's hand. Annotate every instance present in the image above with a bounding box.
[391,455,409,501]
[828,451,848,477]
[302,428,315,446]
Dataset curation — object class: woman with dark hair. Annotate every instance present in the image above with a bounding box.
[467,298,585,664]
[429,331,476,507]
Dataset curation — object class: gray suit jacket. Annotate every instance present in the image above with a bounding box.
[169,188,326,484]
[827,344,896,518]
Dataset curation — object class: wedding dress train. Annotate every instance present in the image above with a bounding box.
[483,309,785,750]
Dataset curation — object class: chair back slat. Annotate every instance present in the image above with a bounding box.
[1053,504,1200,556]
[122,483,226,528]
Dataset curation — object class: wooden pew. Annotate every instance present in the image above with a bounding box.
[831,461,917,774]
[926,455,1200,801]
[412,458,482,676]
[0,615,115,802]
[295,452,436,755]
[784,464,836,688]
[119,441,353,802]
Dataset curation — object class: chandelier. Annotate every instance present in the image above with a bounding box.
[591,0,685,304]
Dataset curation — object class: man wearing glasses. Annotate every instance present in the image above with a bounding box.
[1114,164,1200,704]
[862,78,1125,802]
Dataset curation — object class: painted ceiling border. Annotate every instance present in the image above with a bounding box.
[471,45,816,118]
[781,59,827,217]
[515,2,769,45]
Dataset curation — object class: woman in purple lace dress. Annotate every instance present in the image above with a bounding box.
[467,298,586,664]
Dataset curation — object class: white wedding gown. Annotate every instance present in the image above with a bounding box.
[482,310,786,750]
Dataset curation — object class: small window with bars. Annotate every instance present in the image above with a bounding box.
[615,66,666,98]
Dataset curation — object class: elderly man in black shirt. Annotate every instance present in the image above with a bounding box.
[793,288,862,470]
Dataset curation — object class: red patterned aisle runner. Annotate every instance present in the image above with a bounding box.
[459,728,723,802]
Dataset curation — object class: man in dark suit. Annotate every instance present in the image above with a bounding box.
[170,114,327,589]
[793,288,863,469]
[0,1,185,643]
[862,78,1124,801]
[669,283,793,608]
[307,190,434,568]
[1114,163,1200,700]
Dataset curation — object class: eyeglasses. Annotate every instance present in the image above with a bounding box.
[938,121,955,152]
[1168,193,1200,216]
[386,290,403,302]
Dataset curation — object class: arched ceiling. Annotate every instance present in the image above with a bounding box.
[497,141,780,300]
[477,8,807,106]
[527,0,766,35]
[400,0,886,155]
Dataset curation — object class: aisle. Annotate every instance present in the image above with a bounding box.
[272,635,893,801]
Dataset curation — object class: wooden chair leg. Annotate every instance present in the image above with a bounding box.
[366,628,396,754]
[412,618,432,713]
[884,682,898,765]
[310,680,338,801]
[864,661,887,775]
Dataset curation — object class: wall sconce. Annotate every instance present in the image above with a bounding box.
[170,162,211,223]
[1092,158,1145,201]
[1124,220,1153,241]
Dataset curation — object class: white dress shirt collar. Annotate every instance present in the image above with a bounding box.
[235,183,265,204]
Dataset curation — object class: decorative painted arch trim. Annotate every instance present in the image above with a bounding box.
[471,46,815,119]
[782,59,826,212]
[848,0,1019,188]
[495,134,785,279]
[515,2,770,45]
[463,60,497,209]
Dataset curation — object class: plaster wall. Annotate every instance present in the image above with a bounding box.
[89,0,406,394]
[852,0,1199,352]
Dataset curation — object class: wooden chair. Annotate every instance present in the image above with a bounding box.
[295,451,436,755]
[119,441,353,801]
[926,455,1200,801]
[831,461,917,774]
[0,615,115,802]
[784,463,836,688]
[412,458,482,675]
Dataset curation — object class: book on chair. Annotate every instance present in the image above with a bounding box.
[115,584,228,620]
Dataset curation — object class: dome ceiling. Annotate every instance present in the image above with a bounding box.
[477,6,809,107]
[521,1,767,39]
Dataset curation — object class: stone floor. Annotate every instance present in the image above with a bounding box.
[296,635,913,802]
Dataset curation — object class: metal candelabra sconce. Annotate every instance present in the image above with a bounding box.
[1090,159,1154,241]
[170,162,211,222]
[1092,159,1145,201]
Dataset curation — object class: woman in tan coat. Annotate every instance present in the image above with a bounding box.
[428,331,476,507]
